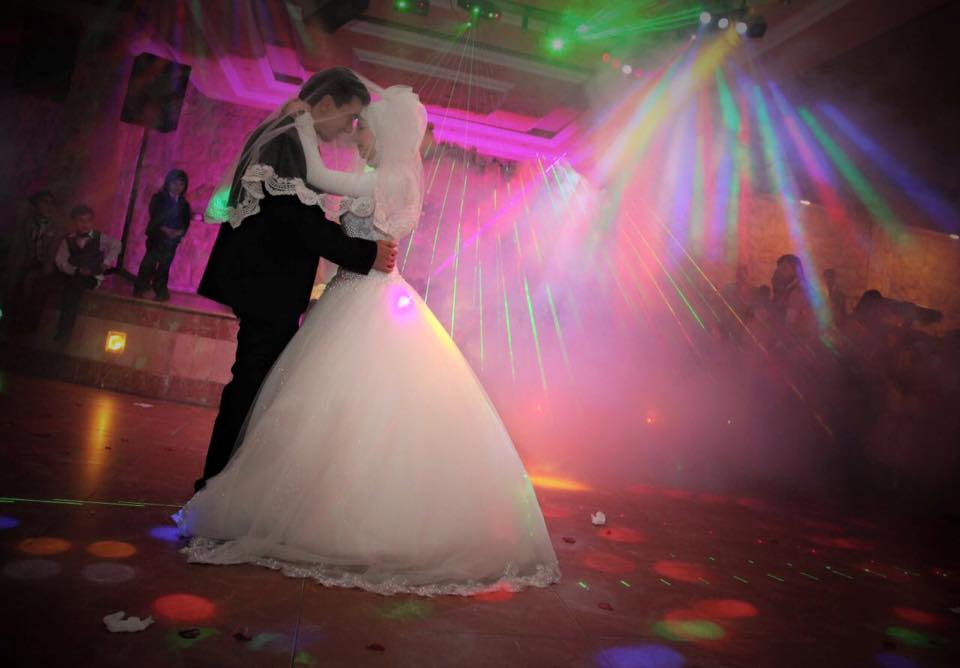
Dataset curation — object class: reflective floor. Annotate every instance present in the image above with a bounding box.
[0,373,957,667]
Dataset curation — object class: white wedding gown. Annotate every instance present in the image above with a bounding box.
[174,209,561,596]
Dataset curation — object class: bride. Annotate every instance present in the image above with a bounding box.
[174,83,560,596]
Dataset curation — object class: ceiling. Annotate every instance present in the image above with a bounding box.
[125,0,950,160]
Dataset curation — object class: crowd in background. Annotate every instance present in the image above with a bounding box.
[714,254,960,503]
[0,169,192,343]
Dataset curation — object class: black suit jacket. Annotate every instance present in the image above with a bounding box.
[198,192,377,320]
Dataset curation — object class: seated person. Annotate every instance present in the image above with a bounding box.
[53,205,120,343]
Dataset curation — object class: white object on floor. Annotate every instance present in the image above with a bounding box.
[103,611,154,632]
[591,511,606,526]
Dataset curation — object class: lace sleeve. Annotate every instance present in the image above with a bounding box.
[294,114,376,197]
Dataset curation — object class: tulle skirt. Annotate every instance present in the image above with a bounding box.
[174,269,560,596]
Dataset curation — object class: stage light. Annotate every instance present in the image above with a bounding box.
[549,36,566,52]
[700,11,711,25]
[622,64,633,75]
[105,331,127,354]
[576,24,589,34]
[457,1,501,21]
[394,0,408,9]
[799,199,811,206]
[949,234,959,240]
[602,52,610,62]
[397,295,412,309]
[612,58,621,68]
[718,17,729,29]
[736,21,748,34]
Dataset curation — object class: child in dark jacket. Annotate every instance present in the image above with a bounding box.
[134,169,191,301]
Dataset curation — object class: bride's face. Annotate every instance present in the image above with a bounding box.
[355,117,378,165]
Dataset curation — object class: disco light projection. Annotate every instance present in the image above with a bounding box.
[597,644,686,668]
[87,540,137,558]
[82,562,137,584]
[153,593,217,621]
[3,559,62,580]
[17,537,72,556]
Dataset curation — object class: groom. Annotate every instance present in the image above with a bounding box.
[195,68,396,492]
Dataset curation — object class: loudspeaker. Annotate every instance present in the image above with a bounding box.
[13,11,82,102]
[120,53,191,133]
[302,0,369,33]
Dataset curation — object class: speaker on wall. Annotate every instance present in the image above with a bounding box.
[120,53,191,133]
[13,11,82,102]
[301,0,369,33]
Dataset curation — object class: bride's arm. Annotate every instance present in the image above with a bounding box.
[293,113,376,197]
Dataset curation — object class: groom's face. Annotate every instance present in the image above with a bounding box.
[311,95,365,143]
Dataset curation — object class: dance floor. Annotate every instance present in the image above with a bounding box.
[0,373,957,668]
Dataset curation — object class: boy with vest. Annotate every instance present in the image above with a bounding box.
[53,205,120,343]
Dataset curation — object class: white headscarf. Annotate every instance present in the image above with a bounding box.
[324,81,428,240]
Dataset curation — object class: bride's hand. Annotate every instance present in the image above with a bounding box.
[282,99,310,117]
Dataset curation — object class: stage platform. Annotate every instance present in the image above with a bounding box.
[0,374,957,667]
[0,276,237,407]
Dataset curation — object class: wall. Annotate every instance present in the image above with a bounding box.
[732,195,960,332]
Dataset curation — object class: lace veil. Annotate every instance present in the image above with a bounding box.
[211,68,365,228]
[209,69,427,240]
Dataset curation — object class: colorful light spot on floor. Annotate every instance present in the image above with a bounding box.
[149,526,182,542]
[598,644,686,668]
[153,594,217,622]
[294,650,318,666]
[3,559,61,580]
[17,537,71,556]
[655,619,725,642]
[528,475,591,492]
[600,527,645,544]
[244,631,288,651]
[584,551,636,575]
[0,516,19,530]
[87,540,137,558]
[691,599,758,619]
[885,626,942,648]
[82,562,137,584]
[875,652,921,668]
[892,606,939,625]
[654,560,709,583]
[473,584,516,603]
[380,599,433,621]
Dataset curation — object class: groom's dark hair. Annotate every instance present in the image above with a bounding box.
[299,68,371,107]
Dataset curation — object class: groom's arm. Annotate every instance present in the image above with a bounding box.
[289,206,377,275]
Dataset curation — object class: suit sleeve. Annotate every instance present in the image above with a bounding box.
[289,207,377,275]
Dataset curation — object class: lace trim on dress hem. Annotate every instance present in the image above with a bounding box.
[227,164,324,228]
[179,536,561,597]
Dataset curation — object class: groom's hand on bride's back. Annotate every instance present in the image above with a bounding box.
[373,240,398,273]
